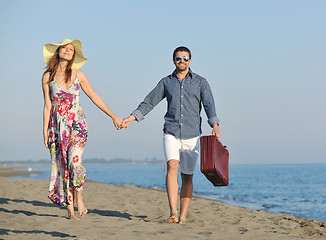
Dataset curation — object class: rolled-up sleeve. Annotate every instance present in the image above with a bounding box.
[201,78,220,127]
[131,109,145,121]
[131,79,165,122]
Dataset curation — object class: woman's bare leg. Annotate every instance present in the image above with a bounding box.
[67,190,79,220]
[75,190,88,217]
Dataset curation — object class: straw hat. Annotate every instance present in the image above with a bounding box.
[43,39,87,69]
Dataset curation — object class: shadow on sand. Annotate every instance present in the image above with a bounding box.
[89,208,149,221]
[0,228,77,239]
[0,197,149,221]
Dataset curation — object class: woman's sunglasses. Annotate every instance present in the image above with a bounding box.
[175,56,190,62]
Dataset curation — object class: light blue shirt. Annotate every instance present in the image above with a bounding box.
[132,68,220,139]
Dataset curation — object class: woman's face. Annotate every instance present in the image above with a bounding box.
[58,43,75,61]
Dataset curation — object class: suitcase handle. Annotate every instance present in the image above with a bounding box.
[211,135,227,148]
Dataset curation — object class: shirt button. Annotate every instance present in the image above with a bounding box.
[181,114,183,117]
[181,95,183,97]
[181,123,183,126]
[181,105,183,107]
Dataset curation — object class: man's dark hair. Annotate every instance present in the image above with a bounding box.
[173,46,191,59]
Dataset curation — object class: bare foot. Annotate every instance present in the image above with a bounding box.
[178,218,186,225]
[68,214,80,220]
[167,214,179,223]
[77,200,88,217]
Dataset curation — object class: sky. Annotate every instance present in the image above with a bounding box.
[0,0,325,164]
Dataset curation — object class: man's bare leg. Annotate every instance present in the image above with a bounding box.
[179,173,193,224]
[166,159,179,223]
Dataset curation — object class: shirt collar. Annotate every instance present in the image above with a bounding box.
[172,68,193,79]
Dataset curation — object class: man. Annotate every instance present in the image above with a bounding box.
[121,46,220,224]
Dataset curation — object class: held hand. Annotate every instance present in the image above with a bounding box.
[113,116,123,130]
[121,115,136,129]
[121,118,131,129]
[212,123,221,140]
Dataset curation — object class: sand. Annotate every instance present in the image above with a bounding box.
[0,166,325,240]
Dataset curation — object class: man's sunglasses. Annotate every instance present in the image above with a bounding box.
[175,56,190,62]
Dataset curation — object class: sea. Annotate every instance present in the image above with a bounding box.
[15,163,326,222]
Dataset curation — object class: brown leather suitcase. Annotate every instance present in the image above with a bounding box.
[200,135,229,186]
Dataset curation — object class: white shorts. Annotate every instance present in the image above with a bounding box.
[163,134,200,175]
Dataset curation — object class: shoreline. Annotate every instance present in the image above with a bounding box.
[1,164,325,221]
[0,166,325,239]
[2,164,325,221]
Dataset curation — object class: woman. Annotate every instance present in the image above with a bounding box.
[42,39,122,220]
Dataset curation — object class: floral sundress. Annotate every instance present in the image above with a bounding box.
[47,73,88,206]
